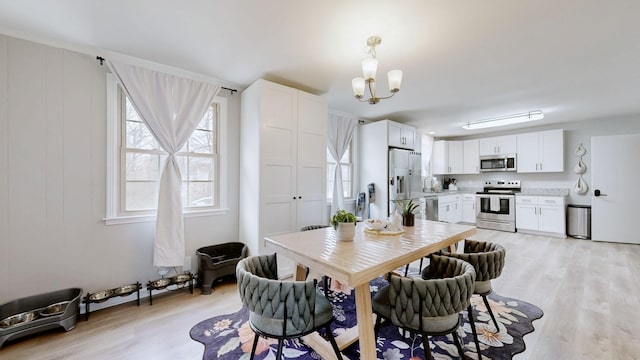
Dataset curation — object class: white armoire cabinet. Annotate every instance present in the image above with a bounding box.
[239,79,327,277]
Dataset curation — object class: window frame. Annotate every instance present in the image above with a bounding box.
[104,74,229,225]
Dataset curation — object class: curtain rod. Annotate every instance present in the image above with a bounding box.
[96,56,238,94]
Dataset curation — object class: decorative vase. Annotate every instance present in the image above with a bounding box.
[336,222,356,241]
[402,213,415,226]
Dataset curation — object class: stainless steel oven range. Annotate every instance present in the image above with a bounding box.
[476,180,521,232]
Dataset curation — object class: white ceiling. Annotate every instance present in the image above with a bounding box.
[1,0,639,137]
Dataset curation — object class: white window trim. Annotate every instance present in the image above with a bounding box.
[104,74,229,225]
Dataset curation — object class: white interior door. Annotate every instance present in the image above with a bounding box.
[591,134,640,243]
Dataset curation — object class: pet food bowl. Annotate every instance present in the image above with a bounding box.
[88,290,113,303]
[40,301,70,317]
[112,284,138,297]
[0,311,39,329]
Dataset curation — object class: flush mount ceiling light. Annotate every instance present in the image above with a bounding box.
[352,36,402,105]
[462,110,545,130]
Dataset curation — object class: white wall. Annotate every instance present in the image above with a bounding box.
[447,117,640,205]
[0,35,241,303]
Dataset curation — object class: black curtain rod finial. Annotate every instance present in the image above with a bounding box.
[96,56,105,65]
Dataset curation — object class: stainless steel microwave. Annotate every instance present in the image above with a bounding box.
[479,154,517,172]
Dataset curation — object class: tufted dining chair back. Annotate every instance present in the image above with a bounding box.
[441,239,506,357]
[373,254,476,359]
[236,253,343,359]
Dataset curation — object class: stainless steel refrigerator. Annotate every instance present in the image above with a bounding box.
[388,148,422,216]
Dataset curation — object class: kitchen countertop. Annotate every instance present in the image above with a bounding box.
[422,188,569,198]
[422,188,570,197]
[518,188,570,196]
[421,188,479,197]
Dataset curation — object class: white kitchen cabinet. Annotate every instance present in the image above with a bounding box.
[517,129,564,173]
[438,194,461,223]
[431,140,463,175]
[515,195,566,237]
[240,79,327,276]
[387,120,416,149]
[463,139,480,174]
[479,135,517,155]
[461,194,477,224]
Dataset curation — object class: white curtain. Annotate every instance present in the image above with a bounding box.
[107,60,220,267]
[327,113,358,215]
[421,133,434,176]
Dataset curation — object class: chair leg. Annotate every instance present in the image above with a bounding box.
[452,331,465,359]
[323,275,330,297]
[422,334,433,360]
[374,315,382,339]
[467,305,482,358]
[249,334,259,360]
[405,257,425,277]
[482,294,499,331]
[325,324,344,360]
[276,339,284,359]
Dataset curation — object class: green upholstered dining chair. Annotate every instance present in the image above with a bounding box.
[372,254,476,359]
[236,253,343,360]
[440,239,506,357]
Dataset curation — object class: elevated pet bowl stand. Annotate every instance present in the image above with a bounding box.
[0,288,82,349]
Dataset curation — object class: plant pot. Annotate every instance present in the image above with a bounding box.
[402,214,415,226]
[335,222,356,241]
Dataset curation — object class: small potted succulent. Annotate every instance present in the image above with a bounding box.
[392,199,420,226]
[330,209,357,241]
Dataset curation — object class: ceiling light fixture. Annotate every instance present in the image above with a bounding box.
[462,110,545,130]
[352,36,402,105]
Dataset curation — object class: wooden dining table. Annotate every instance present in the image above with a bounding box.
[264,219,477,360]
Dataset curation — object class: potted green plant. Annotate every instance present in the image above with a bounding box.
[392,199,420,226]
[330,209,357,241]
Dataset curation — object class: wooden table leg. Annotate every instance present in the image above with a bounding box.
[354,282,377,359]
[295,264,308,281]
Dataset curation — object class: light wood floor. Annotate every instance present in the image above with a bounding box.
[1,229,639,360]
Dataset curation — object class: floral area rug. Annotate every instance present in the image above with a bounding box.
[190,276,543,360]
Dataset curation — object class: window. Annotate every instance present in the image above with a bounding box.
[326,141,353,199]
[122,97,217,211]
[105,74,228,224]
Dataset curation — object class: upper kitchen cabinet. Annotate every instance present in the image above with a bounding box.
[432,140,463,175]
[463,139,480,174]
[432,139,478,175]
[240,79,327,274]
[479,135,517,155]
[386,120,416,149]
[517,129,564,173]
